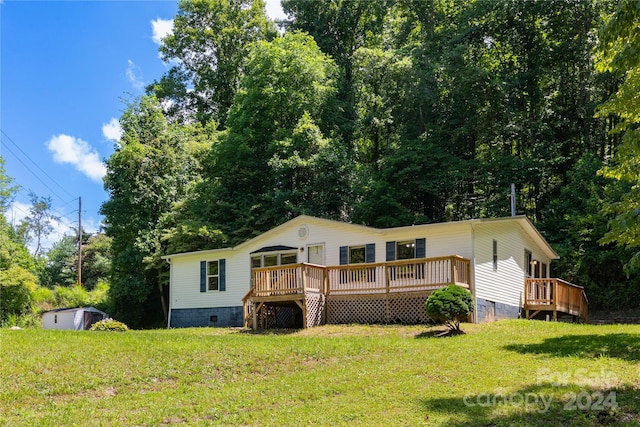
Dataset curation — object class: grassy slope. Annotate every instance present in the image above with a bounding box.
[1,320,639,426]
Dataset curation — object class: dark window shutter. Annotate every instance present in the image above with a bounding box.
[416,238,426,258]
[339,246,348,265]
[200,261,207,292]
[386,241,396,262]
[219,259,226,291]
[365,243,375,263]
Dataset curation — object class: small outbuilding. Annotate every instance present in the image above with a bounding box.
[42,307,108,330]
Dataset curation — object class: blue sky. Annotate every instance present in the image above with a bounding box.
[1,0,285,252]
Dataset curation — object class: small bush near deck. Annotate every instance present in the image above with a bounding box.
[90,319,129,332]
[426,285,474,333]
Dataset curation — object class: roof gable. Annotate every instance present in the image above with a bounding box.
[163,215,558,260]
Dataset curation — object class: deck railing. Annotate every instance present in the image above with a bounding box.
[524,278,588,321]
[326,255,471,295]
[241,287,254,328]
[251,256,471,298]
[253,263,326,297]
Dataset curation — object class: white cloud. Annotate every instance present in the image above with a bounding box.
[265,0,287,20]
[102,118,123,142]
[46,134,107,182]
[81,216,102,234]
[126,59,145,91]
[151,18,173,45]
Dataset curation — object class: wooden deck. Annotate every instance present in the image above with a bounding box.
[243,256,471,328]
[524,278,588,322]
[243,257,589,328]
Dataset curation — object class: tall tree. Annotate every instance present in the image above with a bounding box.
[18,192,59,258]
[38,234,78,289]
[81,233,112,291]
[101,96,205,327]
[0,156,19,214]
[282,0,390,142]
[151,0,276,126]
[0,158,37,324]
[186,32,348,243]
[596,0,640,273]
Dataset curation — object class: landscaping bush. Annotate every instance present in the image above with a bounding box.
[89,319,129,332]
[0,266,38,325]
[425,285,474,333]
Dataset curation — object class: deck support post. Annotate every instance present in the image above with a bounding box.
[552,279,558,322]
[301,264,306,292]
[385,265,390,323]
[252,302,257,330]
[450,257,456,284]
[253,302,264,330]
[294,300,306,328]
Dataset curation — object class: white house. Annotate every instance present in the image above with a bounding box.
[42,307,108,330]
[163,215,587,328]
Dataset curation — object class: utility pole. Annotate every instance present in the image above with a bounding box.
[77,196,82,287]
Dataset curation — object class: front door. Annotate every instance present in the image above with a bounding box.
[307,244,324,266]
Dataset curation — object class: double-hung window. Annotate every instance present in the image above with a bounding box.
[207,260,219,291]
[200,259,226,293]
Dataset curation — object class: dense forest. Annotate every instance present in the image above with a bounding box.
[3,0,640,329]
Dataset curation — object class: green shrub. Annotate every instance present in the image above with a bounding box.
[89,319,129,332]
[425,285,474,332]
[2,313,42,329]
[31,283,111,315]
[0,266,37,324]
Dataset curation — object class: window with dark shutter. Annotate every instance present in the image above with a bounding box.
[386,241,396,261]
[365,243,375,263]
[219,259,226,291]
[200,261,207,292]
[339,246,348,265]
[416,238,426,258]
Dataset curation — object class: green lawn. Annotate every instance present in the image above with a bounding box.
[2,320,639,426]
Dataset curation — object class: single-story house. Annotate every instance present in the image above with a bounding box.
[41,306,108,330]
[163,215,587,328]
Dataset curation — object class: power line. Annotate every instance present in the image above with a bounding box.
[0,129,76,201]
[0,139,70,204]
[10,190,80,232]
[0,130,95,244]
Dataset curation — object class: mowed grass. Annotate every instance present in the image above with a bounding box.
[2,320,640,426]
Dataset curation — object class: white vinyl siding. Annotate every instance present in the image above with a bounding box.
[473,222,552,309]
[169,218,475,310]
[170,250,244,309]
[167,216,556,321]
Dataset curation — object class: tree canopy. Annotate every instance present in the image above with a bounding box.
[596,0,640,273]
[96,0,640,326]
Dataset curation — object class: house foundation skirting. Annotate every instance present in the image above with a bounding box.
[306,293,326,327]
[170,307,244,328]
[326,291,434,325]
[475,298,521,322]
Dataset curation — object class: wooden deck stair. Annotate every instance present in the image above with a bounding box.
[524,278,588,322]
